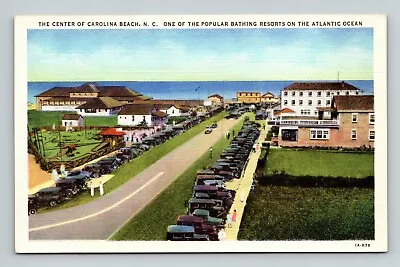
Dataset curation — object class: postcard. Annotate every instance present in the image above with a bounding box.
[15,14,387,253]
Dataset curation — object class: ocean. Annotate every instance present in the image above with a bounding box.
[27,80,374,103]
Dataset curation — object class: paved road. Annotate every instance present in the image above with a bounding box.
[29,117,241,240]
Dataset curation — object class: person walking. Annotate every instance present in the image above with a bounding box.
[218,228,226,241]
[226,213,232,228]
[227,132,230,139]
[232,209,237,225]
[209,147,213,158]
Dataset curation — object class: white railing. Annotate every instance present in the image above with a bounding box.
[279,119,339,126]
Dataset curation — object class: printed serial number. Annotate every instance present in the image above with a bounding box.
[355,243,371,248]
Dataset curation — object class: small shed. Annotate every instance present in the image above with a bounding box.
[62,114,84,127]
[99,128,126,146]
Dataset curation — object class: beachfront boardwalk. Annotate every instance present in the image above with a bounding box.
[224,124,267,240]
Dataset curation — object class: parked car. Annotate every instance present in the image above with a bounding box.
[28,187,66,207]
[204,127,213,134]
[192,209,224,227]
[166,225,209,241]
[66,170,92,180]
[55,178,81,197]
[186,198,226,218]
[28,198,38,215]
[211,122,218,128]
[83,163,112,176]
[176,215,218,241]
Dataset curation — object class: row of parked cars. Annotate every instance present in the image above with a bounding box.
[166,121,261,241]
[28,110,225,216]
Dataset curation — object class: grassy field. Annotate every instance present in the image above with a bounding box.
[38,111,228,212]
[265,149,374,178]
[37,130,102,160]
[238,185,374,240]
[111,115,246,240]
[28,110,117,128]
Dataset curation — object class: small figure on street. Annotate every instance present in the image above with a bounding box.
[209,147,213,158]
[89,181,94,197]
[227,132,231,139]
[218,228,227,241]
[99,180,104,196]
[256,142,260,151]
[226,213,232,228]
[252,143,257,152]
[232,130,235,136]
[240,192,245,202]
[232,209,237,225]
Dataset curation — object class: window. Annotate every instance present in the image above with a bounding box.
[314,110,318,115]
[299,92,303,97]
[132,116,135,121]
[317,91,322,97]
[326,100,331,106]
[346,91,350,95]
[327,91,331,96]
[301,109,310,115]
[351,129,357,140]
[284,91,288,96]
[284,100,288,105]
[356,91,359,95]
[352,113,358,123]
[308,91,312,96]
[291,100,295,106]
[369,130,375,141]
[292,92,296,96]
[310,129,330,140]
[337,91,340,95]
[369,113,375,124]
[317,100,321,106]
[299,100,303,106]
[308,100,312,106]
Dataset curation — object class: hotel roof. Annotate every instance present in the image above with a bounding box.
[283,81,360,91]
[76,97,124,109]
[333,95,374,111]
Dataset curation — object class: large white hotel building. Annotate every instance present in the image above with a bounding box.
[280,81,361,117]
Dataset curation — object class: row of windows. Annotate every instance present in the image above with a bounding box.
[309,129,375,141]
[352,113,375,124]
[70,93,97,96]
[284,90,359,97]
[283,99,331,106]
[239,93,261,97]
[351,129,375,141]
[300,110,318,115]
[43,101,85,105]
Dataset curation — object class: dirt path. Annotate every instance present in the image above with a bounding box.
[29,118,241,240]
[28,154,52,189]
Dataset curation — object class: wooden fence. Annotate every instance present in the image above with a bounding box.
[28,140,125,171]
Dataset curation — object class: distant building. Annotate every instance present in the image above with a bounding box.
[280,81,360,117]
[277,95,374,148]
[117,104,168,127]
[261,92,279,104]
[237,92,261,104]
[35,83,151,111]
[76,97,124,116]
[208,94,224,105]
[61,114,84,127]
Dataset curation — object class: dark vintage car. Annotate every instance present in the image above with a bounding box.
[83,163,112,176]
[192,209,224,227]
[66,170,92,179]
[28,187,66,207]
[197,169,234,181]
[28,198,38,215]
[211,122,218,128]
[193,192,234,209]
[195,179,225,187]
[196,174,225,181]
[97,158,118,170]
[187,198,226,218]
[166,225,209,241]
[176,215,218,241]
[55,178,81,197]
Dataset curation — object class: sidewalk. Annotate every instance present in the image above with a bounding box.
[224,126,267,240]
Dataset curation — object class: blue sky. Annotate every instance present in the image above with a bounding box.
[27,28,373,81]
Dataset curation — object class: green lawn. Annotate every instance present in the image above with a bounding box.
[37,130,102,160]
[38,111,228,212]
[28,110,117,129]
[238,185,374,240]
[265,149,374,178]
[111,115,246,240]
